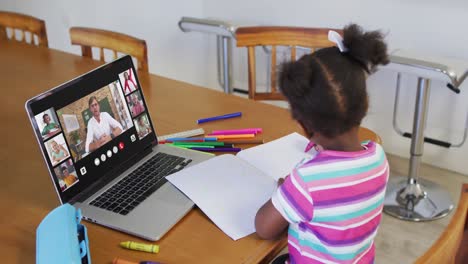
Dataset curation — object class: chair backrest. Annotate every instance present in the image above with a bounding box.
[0,11,48,47]
[358,127,382,145]
[416,183,468,264]
[69,27,148,72]
[236,26,339,101]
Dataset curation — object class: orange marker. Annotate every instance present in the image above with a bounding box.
[215,134,255,139]
[221,139,264,144]
[113,258,138,264]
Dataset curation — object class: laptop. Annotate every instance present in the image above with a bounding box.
[25,55,211,241]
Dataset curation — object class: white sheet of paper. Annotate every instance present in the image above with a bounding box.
[236,132,310,180]
[167,154,276,240]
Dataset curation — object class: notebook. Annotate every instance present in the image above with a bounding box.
[25,55,212,241]
[167,132,312,240]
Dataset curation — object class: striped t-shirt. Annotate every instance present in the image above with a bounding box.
[271,141,389,264]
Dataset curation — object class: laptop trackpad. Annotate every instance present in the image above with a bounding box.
[148,182,192,206]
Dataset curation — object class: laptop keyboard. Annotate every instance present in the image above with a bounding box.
[89,152,192,215]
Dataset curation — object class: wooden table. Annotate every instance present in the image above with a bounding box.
[0,42,379,264]
[1,42,293,264]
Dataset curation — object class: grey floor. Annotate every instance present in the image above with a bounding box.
[270,153,467,264]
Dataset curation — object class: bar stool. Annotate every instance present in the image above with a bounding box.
[179,17,237,94]
[383,50,468,221]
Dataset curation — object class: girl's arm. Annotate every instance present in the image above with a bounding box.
[255,199,288,240]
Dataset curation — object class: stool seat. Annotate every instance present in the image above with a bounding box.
[387,49,468,90]
[382,50,468,221]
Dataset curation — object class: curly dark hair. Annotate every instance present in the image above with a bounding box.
[279,24,389,138]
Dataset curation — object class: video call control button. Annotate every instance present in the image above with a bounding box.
[101,154,106,162]
[80,167,87,175]
[113,146,118,154]
[94,158,100,166]
[119,142,124,150]
[107,150,112,158]
[130,134,136,142]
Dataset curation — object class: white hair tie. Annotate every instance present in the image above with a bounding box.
[328,30,348,53]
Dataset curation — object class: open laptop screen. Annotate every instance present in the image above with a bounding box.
[26,56,157,203]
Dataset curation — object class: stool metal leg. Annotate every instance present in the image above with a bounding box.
[217,36,233,94]
[384,77,454,221]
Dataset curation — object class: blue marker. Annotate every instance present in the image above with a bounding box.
[197,112,242,124]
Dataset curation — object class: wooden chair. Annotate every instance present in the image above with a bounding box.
[359,127,382,145]
[236,26,339,101]
[236,26,382,144]
[69,27,148,72]
[0,11,48,47]
[416,183,468,264]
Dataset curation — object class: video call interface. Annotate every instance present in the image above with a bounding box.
[33,68,154,193]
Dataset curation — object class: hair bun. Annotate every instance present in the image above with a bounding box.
[279,59,310,98]
[343,24,389,72]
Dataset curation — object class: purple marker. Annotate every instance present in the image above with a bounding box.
[189,147,241,152]
[197,112,242,124]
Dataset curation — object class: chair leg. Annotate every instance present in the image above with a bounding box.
[383,78,454,221]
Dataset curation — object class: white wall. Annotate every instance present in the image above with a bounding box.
[0,0,211,87]
[2,0,468,176]
[203,0,468,177]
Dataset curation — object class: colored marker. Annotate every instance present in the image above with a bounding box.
[208,131,256,136]
[215,134,255,139]
[170,144,215,148]
[113,258,138,264]
[166,144,216,156]
[120,241,159,254]
[159,139,205,144]
[197,112,242,124]
[173,141,225,146]
[221,139,264,144]
[113,258,161,264]
[167,145,189,149]
[165,137,217,142]
[214,144,233,148]
[189,147,241,152]
[209,128,262,135]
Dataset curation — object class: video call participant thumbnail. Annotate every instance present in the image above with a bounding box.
[127,91,145,117]
[135,114,152,139]
[54,160,79,191]
[41,113,60,136]
[35,108,61,141]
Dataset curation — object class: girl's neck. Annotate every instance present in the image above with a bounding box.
[314,127,363,152]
